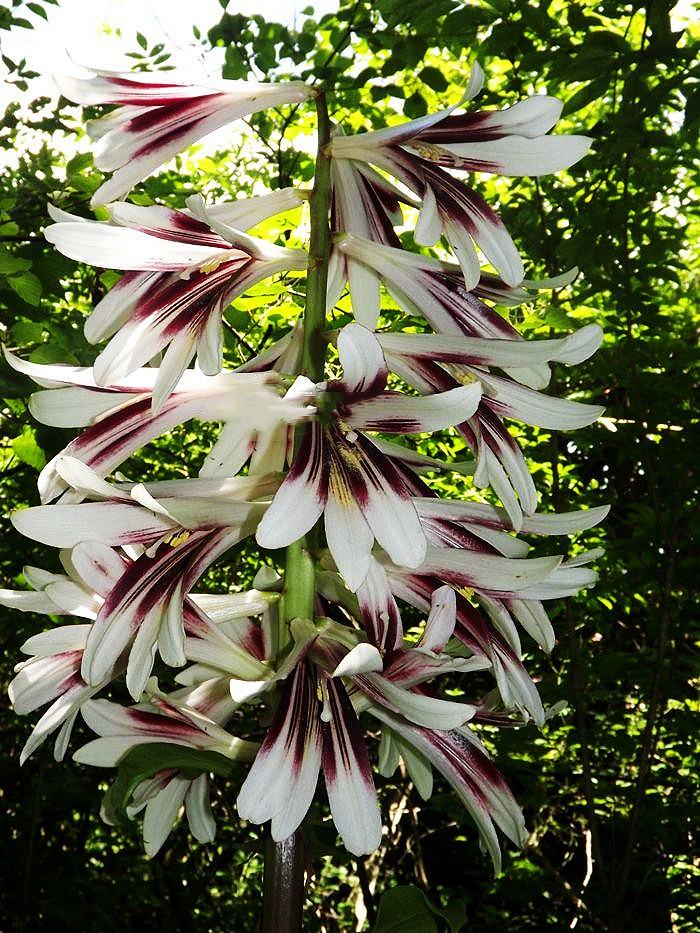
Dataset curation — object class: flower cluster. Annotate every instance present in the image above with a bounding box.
[4,61,604,868]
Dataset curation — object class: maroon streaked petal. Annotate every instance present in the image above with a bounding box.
[237,661,323,839]
[372,708,526,871]
[422,163,523,286]
[107,202,230,247]
[350,432,427,570]
[356,558,403,650]
[256,421,328,549]
[321,675,381,855]
[385,572,543,721]
[82,528,241,691]
[10,651,83,714]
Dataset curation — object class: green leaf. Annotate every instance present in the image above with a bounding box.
[0,246,31,275]
[66,152,93,177]
[419,65,448,93]
[9,320,44,344]
[27,2,49,19]
[404,91,428,119]
[8,271,42,305]
[372,887,438,933]
[136,32,148,50]
[29,342,78,364]
[11,426,46,470]
[562,76,610,116]
[372,886,468,933]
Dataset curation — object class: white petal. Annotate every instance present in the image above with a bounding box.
[479,95,564,137]
[0,588,60,614]
[126,604,162,699]
[197,188,304,231]
[510,598,555,652]
[347,383,481,433]
[365,674,475,729]
[256,425,325,549]
[143,777,188,857]
[414,184,442,247]
[337,323,387,395]
[152,333,198,415]
[322,679,381,855]
[324,479,374,592]
[185,774,216,843]
[480,372,604,429]
[416,548,562,593]
[333,643,384,678]
[196,305,224,376]
[12,502,170,548]
[441,134,592,176]
[29,386,125,427]
[86,272,157,343]
[420,584,456,651]
[348,259,382,330]
[443,219,481,290]
[45,222,225,271]
[20,625,92,656]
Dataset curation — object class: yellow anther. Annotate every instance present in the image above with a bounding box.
[409,141,451,162]
[199,255,227,275]
[162,530,191,548]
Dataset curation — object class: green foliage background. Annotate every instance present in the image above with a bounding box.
[0,0,697,930]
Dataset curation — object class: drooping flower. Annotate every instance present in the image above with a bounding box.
[256,323,482,590]
[5,350,314,502]
[54,68,312,204]
[2,540,128,762]
[11,457,276,699]
[236,600,490,857]
[327,147,407,328]
[44,197,307,410]
[334,235,603,526]
[331,62,591,287]
[74,683,257,857]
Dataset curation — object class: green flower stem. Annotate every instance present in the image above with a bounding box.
[301,88,332,383]
[278,87,331,645]
[262,89,332,933]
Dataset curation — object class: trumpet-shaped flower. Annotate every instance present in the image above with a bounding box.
[54,68,311,204]
[45,198,307,411]
[2,540,128,762]
[331,62,591,287]
[5,351,313,502]
[334,236,603,525]
[11,458,276,700]
[256,324,482,590]
[237,605,496,859]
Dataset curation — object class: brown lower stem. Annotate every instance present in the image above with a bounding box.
[261,829,305,933]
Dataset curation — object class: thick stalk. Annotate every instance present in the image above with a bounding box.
[262,88,332,933]
[277,87,331,645]
[261,829,306,933]
[301,89,332,383]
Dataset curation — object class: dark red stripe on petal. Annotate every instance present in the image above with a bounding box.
[353,432,413,498]
[416,111,507,143]
[125,94,222,136]
[321,676,373,787]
